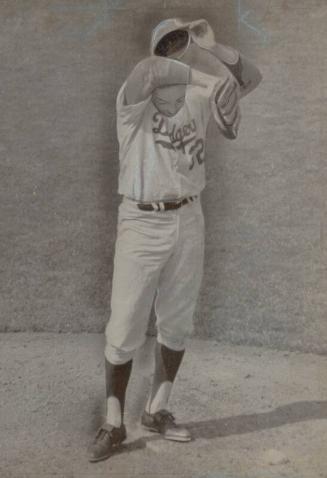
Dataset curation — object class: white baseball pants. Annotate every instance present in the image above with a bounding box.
[105,195,205,365]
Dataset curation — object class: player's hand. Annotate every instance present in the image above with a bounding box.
[188,20,239,64]
[188,19,216,50]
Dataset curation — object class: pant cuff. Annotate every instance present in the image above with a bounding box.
[156,333,186,352]
[104,343,135,365]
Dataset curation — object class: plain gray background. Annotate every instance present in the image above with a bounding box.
[1,0,326,353]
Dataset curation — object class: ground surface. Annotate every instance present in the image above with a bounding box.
[1,333,327,478]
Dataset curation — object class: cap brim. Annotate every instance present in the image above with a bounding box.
[150,18,192,55]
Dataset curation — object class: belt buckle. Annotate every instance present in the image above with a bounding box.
[147,195,197,211]
[151,201,166,211]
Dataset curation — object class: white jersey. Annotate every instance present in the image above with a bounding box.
[116,75,218,202]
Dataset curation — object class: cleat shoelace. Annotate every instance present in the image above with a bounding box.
[155,410,176,427]
[94,426,114,442]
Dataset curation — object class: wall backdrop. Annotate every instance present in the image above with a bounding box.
[1,0,326,353]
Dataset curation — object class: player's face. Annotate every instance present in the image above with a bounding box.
[152,85,186,117]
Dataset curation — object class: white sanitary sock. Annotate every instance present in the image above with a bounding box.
[146,381,173,414]
[106,396,122,427]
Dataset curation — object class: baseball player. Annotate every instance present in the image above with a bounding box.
[88,18,262,462]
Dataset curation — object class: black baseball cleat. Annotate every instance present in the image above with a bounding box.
[87,423,127,463]
[141,409,191,442]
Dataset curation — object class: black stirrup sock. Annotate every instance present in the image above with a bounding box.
[105,358,133,424]
[147,342,185,412]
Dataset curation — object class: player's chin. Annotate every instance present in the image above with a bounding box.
[159,110,177,117]
[167,106,184,117]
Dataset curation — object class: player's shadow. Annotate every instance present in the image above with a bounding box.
[184,400,327,439]
[119,400,327,453]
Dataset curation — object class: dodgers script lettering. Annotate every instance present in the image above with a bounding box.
[152,111,205,170]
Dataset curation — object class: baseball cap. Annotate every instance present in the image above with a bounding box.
[150,18,216,57]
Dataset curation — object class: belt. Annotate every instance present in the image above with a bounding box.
[137,195,198,211]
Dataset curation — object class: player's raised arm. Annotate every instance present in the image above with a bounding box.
[207,43,263,99]
[124,56,190,105]
[190,67,241,140]
[180,18,262,99]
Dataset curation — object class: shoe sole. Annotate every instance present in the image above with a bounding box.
[88,438,126,463]
[141,425,192,442]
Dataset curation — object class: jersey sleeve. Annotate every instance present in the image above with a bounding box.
[188,68,241,139]
[115,80,152,149]
[116,80,151,125]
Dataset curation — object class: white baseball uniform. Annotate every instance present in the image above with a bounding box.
[105,59,240,365]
